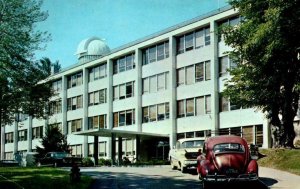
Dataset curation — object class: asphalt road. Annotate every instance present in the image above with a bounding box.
[79,166,300,189]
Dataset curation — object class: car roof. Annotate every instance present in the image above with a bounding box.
[206,135,248,149]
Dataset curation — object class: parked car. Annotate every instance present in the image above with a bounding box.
[197,135,258,189]
[37,152,82,167]
[169,137,205,173]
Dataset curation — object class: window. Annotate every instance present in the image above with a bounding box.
[68,119,82,133]
[52,79,62,92]
[32,126,43,139]
[70,144,82,157]
[67,72,82,88]
[219,56,229,77]
[195,63,204,82]
[186,98,194,116]
[218,16,241,42]
[88,115,106,129]
[142,41,169,65]
[113,109,135,127]
[49,123,62,131]
[142,103,169,123]
[205,61,211,80]
[5,132,14,143]
[89,63,107,82]
[113,54,135,74]
[49,100,62,114]
[177,95,211,118]
[142,72,168,94]
[177,68,185,86]
[113,81,134,100]
[67,95,83,111]
[18,130,28,141]
[177,100,185,118]
[186,66,194,85]
[177,26,210,54]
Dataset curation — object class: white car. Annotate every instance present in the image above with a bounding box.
[169,137,205,173]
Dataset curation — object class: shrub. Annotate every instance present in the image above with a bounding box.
[82,157,94,167]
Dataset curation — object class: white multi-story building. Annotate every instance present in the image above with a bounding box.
[4,6,296,163]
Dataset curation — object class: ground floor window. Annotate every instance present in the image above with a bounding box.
[70,144,82,157]
[4,152,13,160]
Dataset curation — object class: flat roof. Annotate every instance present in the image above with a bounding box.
[75,128,169,139]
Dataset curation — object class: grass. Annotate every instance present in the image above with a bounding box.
[0,167,93,189]
[258,148,300,176]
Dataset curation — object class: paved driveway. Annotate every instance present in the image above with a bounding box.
[79,166,300,189]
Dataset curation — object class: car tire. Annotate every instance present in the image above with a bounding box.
[181,166,187,173]
[202,180,211,189]
[170,158,177,170]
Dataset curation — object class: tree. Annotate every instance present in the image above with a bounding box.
[36,126,69,159]
[222,0,300,148]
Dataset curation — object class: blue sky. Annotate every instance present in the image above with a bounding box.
[35,0,228,68]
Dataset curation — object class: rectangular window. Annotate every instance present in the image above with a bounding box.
[185,33,194,51]
[113,61,118,74]
[143,107,149,123]
[119,84,126,99]
[94,91,99,105]
[126,110,133,125]
[177,100,185,118]
[205,61,211,80]
[186,98,194,116]
[18,130,28,141]
[149,105,157,122]
[113,113,119,128]
[196,97,205,115]
[177,68,185,86]
[195,29,204,48]
[165,103,170,119]
[219,56,229,77]
[99,115,106,128]
[186,65,194,85]
[157,44,165,61]
[99,89,106,103]
[157,104,165,121]
[195,63,204,82]
[143,78,149,94]
[177,36,184,54]
[205,95,211,114]
[93,116,99,129]
[114,86,119,100]
[126,82,133,98]
[94,66,100,80]
[119,111,125,126]
[149,76,157,93]
[126,55,133,70]
[143,49,149,65]
[220,96,229,112]
[165,42,169,58]
[119,58,126,72]
[99,64,106,78]
[157,73,165,91]
[205,27,210,45]
[149,47,156,63]
[5,132,14,143]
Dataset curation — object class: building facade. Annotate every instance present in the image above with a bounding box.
[3,6,299,162]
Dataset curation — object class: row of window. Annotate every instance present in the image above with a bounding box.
[177,27,210,54]
[113,54,135,74]
[113,81,134,100]
[177,130,212,140]
[142,103,169,123]
[49,100,62,114]
[88,115,107,129]
[113,109,135,127]
[177,61,211,86]
[67,119,82,133]
[89,63,107,82]
[67,72,82,89]
[67,95,83,111]
[52,80,62,92]
[70,144,82,157]
[89,89,107,106]
[142,41,169,65]
[177,95,211,118]
[143,72,169,94]
[88,142,108,157]
[5,127,43,143]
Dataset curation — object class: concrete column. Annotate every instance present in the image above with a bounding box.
[210,20,220,136]
[135,135,140,161]
[13,116,18,154]
[27,116,33,152]
[93,136,99,165]
[111,133,116,164]
[107,59,114,159]
[135,49,142,132]
[62,75,68,135]
[118,137,122,164]
[263,119,271,148]
[169,36,177,149]
[1,126,5,160]
[82,68,89,158]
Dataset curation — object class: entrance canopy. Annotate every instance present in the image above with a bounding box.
[75,129,169,139]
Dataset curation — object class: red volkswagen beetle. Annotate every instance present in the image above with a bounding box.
[197,136,258,188]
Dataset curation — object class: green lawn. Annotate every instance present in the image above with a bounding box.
[258,148,300,176]
[0,167,93,189]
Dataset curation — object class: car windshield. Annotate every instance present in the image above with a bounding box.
[213,143,245,153]
[181,140,204,148]
[53,152,67,158]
